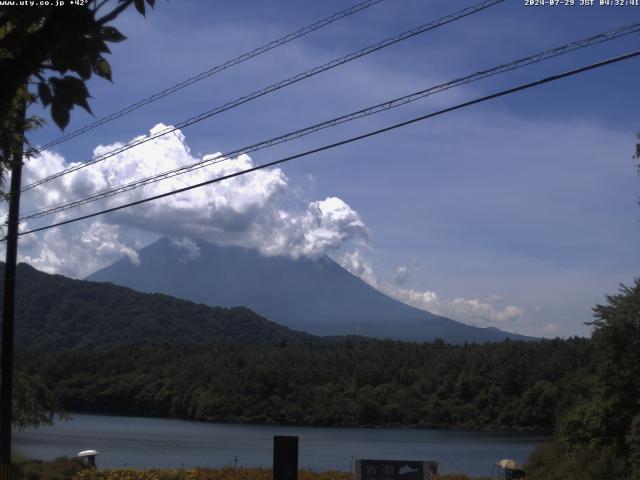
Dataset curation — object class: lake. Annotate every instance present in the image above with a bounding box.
[14,413,548,477]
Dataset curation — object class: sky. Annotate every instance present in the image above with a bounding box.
[7,0,640,337]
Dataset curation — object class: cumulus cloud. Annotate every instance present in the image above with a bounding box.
[390,287,527,329]
[17,222,142,276]
[8,124,531,333]
[171,237,201,263]
[9,124,369,277]
[259,197,369,259]
[338,248,378,287]
[392,255,422,285]
[393,265,410,285]
[336,249,527,330]
[393,289,525,327]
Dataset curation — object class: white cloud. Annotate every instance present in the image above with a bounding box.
[540,323,561,335]
[80,222,141,266]
[18,222,141,276]
[9,124,369,277]
[171,237,201,263]
[391,288,525,327]
[393,265,410,285]
[336,249,528,331]
[338,248,378,287]
[260,197,369,259]
[495,305,525,322]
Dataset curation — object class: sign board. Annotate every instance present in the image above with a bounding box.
[273,435,298,480]
[354,459,437,480]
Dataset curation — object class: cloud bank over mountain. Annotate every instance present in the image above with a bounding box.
[13,124,368,277]
[7,124,534,334]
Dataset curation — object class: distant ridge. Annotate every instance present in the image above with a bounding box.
[0,262,316,351]
[87,237,534,344]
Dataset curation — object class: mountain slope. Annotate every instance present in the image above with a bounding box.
[87,237,532,343]
[0,262,316,351]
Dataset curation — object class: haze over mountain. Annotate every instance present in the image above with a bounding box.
[87,237,532,343]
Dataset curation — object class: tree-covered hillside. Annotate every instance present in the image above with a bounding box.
[19,337,592,431]
[0,263,316,350]
[525,280,640,479]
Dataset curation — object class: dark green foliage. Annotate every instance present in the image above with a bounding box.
[0,0,155,130]
[11,371,65,429]
[18,338,592,431]
[526,438,627,480]
[0,370,63,430]
[0,263,317,351]
[590,280,640,448]
[628,413,640,479]
[0,0,155,187]
[0,261,605,436]
[12,454,86,480]
[526,280,640,479]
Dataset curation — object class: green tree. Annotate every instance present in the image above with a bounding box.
[12,372,64,430]
[589,281,640,470]
[0,0,156,179]
[628,413,640,480]
[527,280,640,479]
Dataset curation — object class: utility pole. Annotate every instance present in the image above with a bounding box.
[0,102,25,480]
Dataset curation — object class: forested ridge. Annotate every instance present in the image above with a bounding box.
[6,262,639,478]
[0,263,317,350]
[18,338,592,431]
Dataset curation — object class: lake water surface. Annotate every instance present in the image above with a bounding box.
[14,413,547,477]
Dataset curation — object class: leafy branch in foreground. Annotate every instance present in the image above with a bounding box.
[0,0,155,183]
[526,280,640,480]
[5,371,64,429]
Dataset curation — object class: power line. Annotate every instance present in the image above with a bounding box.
[13,49,640,239]
[18,20,640,222]
[22,0,504,192]
[37,0,387,151]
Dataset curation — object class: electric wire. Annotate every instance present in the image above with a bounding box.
[12,48,640,239]
[37,0,387,151]
[22,0,504,192]
[18,20,640,222]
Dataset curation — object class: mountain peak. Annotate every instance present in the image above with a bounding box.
[87,237,532,344]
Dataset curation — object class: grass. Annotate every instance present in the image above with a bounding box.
[9,457,491,480]
[11,454,86,480]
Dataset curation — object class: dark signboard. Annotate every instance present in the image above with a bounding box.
[354,459,436,480]
[273,435,298,480]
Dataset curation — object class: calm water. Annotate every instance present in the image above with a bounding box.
[14,413,547,477]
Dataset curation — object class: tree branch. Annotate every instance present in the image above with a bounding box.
[97,0,135,26]
[93,0,111,14]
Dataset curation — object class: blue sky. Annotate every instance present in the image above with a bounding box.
[16,0,640,337]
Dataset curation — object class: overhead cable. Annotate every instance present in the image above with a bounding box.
[13,48,640,239]
[18,20,640,221]
[37,0,387,151]
[22,0,504,192]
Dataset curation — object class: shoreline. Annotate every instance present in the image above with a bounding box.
[55,410,552,436]
[16,412,545,476]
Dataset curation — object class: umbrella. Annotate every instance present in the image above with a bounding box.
[496,459,519,470]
